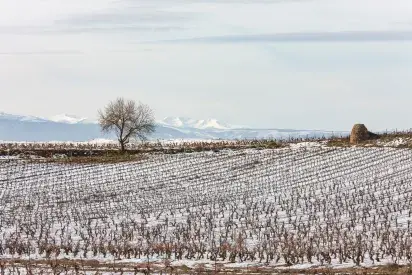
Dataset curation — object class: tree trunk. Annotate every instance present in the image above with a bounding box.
[120,140,126,153]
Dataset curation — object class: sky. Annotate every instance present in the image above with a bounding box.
[1,0,412,131]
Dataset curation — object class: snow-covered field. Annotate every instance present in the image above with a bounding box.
[1,146,412,273]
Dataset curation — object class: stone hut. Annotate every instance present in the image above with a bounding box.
[350,124,369,144]
[350,124,379,144]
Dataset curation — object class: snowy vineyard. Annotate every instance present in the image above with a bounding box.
[1,146,412,272]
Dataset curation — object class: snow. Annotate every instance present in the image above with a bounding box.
[2,112,237,129]
[289,141,327,149]
[0,111,98,124]
[377,137,411,147]
[0,156,19,160]
[193,119,231,130]
[0,111,47,122]
[159,116,234,130]
[86,138,118,144]
[1,146,412,272]
[48,114,96,124]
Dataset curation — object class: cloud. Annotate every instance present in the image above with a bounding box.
[1,0,412,130]
[49,3,197,34]
[55,9,193,26]
[152,31,412,44]
[0,50,83,55]
[0,25,184,35]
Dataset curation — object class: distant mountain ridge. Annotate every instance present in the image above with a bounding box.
[0,112,348,142]
[0,113,239,129]
[158,117,242,130]
[49,114,96,124]
[0,112,49,123]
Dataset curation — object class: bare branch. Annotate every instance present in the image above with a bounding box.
[98,98,156,151]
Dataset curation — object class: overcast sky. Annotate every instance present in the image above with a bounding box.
[1,0,412,130]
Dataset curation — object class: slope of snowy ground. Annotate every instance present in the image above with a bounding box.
[1,146,412,273]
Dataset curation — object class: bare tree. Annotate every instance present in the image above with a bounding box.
[98,98,156,152]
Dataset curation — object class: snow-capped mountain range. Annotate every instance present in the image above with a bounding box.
[158,117,241,130]
[49,114,96,124]
[0,113,239,129]
[0,112,49,123]
[0,112,348,142]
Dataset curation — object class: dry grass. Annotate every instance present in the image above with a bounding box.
[3,140,284,164]
[327,131,412,149]
[1,259,412,274]
[5,130,412,164]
